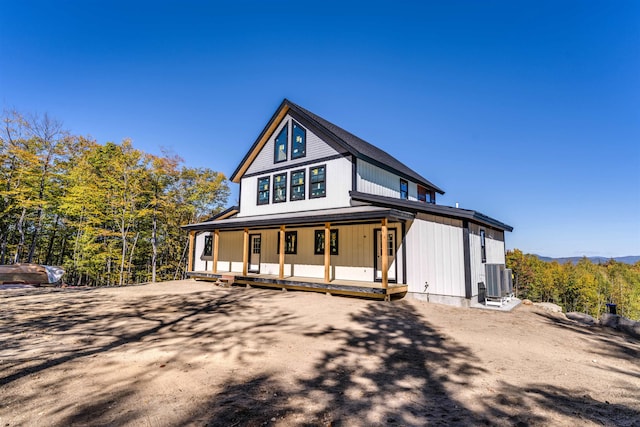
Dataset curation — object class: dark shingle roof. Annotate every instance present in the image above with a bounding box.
[350,191,513,232]
[286,100,445,194]
[231,99,444,194]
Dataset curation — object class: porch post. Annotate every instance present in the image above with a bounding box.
[279,225,285,279]
[242,228,249,276]
[381,218,389,289]
[187,231,195,272]
[324,222,331,283]
[212,229,219,274]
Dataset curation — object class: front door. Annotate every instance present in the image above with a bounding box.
[374,228,397,282]
[249,234,261,273]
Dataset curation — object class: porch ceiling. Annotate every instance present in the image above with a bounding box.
[182,205,414,231]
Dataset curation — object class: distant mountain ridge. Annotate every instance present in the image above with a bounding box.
[535,255,640,265]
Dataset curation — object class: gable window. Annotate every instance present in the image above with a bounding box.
[290,169,305,201]
[277,231,297,254]
[480,229,486,263]
[400,179,408,200]
[309,165,326,199]
[274,125,288,163]
[418,185,432,203]
[314,229,338,255]
[273,173,287,203]
[203,234,212,257]
[257,176,270,205]
[291,120,306,159]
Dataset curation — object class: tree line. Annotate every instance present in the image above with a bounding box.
[506,249,640,321]
[1,110,229,286]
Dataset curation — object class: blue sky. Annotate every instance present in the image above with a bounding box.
[1,0,639,258]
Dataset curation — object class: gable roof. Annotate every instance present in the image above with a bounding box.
[230,99,445,194]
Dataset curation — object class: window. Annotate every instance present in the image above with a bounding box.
[273,173,287,203]
[277,231,297,254]
[314,229,338,255]
[480,230,486,263]
[400,179,408,199]
[257,176,270,205]
[274,125,288,163]
[290,169,305,201]
[291,120,306,159]
[309,165,326,198]
[418,185,432,203]
[203,235,212,256]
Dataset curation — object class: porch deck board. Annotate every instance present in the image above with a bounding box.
[186,271,407,299]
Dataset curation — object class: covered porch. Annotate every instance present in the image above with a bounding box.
[183,206,414,301]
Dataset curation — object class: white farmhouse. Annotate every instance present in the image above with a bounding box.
[183,99,513,305]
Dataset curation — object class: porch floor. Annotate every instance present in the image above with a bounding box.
[186,270,407,300]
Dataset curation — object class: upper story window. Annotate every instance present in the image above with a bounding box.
[291,120,306,159]
[257,176,270,205]
[418,185,435,204]
[274,125,288,163]
[273,173,287,203]
[291,169,305,201]
[309,165,326,199]
[400,179,408,200]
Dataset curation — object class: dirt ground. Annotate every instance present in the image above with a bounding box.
[0,281,638,427]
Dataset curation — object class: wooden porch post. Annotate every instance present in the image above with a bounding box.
[381,219,389,290]
[279,225,285,279]
[242,228,249,276]
[187,231,195,272]
[212,230,219,274]
[324,222,331,283]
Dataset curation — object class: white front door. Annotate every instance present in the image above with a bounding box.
[249,234,261,273]
[375,229,397,282]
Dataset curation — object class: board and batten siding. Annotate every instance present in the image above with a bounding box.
[356,159,421,200]
[245,113,348,175]
[404,215,466,298]
[468,224,506,296]
[238,156,353,217]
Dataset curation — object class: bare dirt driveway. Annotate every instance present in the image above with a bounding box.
[0,280,638,426]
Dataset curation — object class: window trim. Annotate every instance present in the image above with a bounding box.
[257,176,270,205]
[277,231,298,254]
[274,124,288,163]
[291,120,306,160]
[290,169,306,201]
[272,172,287,203]
[309,164,326,199]
[400,179,408,200]
[314,229,339,255]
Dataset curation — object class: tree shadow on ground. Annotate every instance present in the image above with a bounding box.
[194,300,489,426]
[0,286,300,425]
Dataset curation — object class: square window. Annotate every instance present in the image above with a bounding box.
[309,165,326,199]
[257,176,270,205]
[274,125,288,163]
[314,229,338,255]
[290,169,305,201]
[277,231,297,254]
[273,173,287,203]
[291,121,306,159]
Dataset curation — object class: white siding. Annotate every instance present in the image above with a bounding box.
[469,225,507,296]
[238,157,353,217]
[245,113,347,175]
[193,231,208,271]
[404,216,466,297]
[356,159,420,201]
